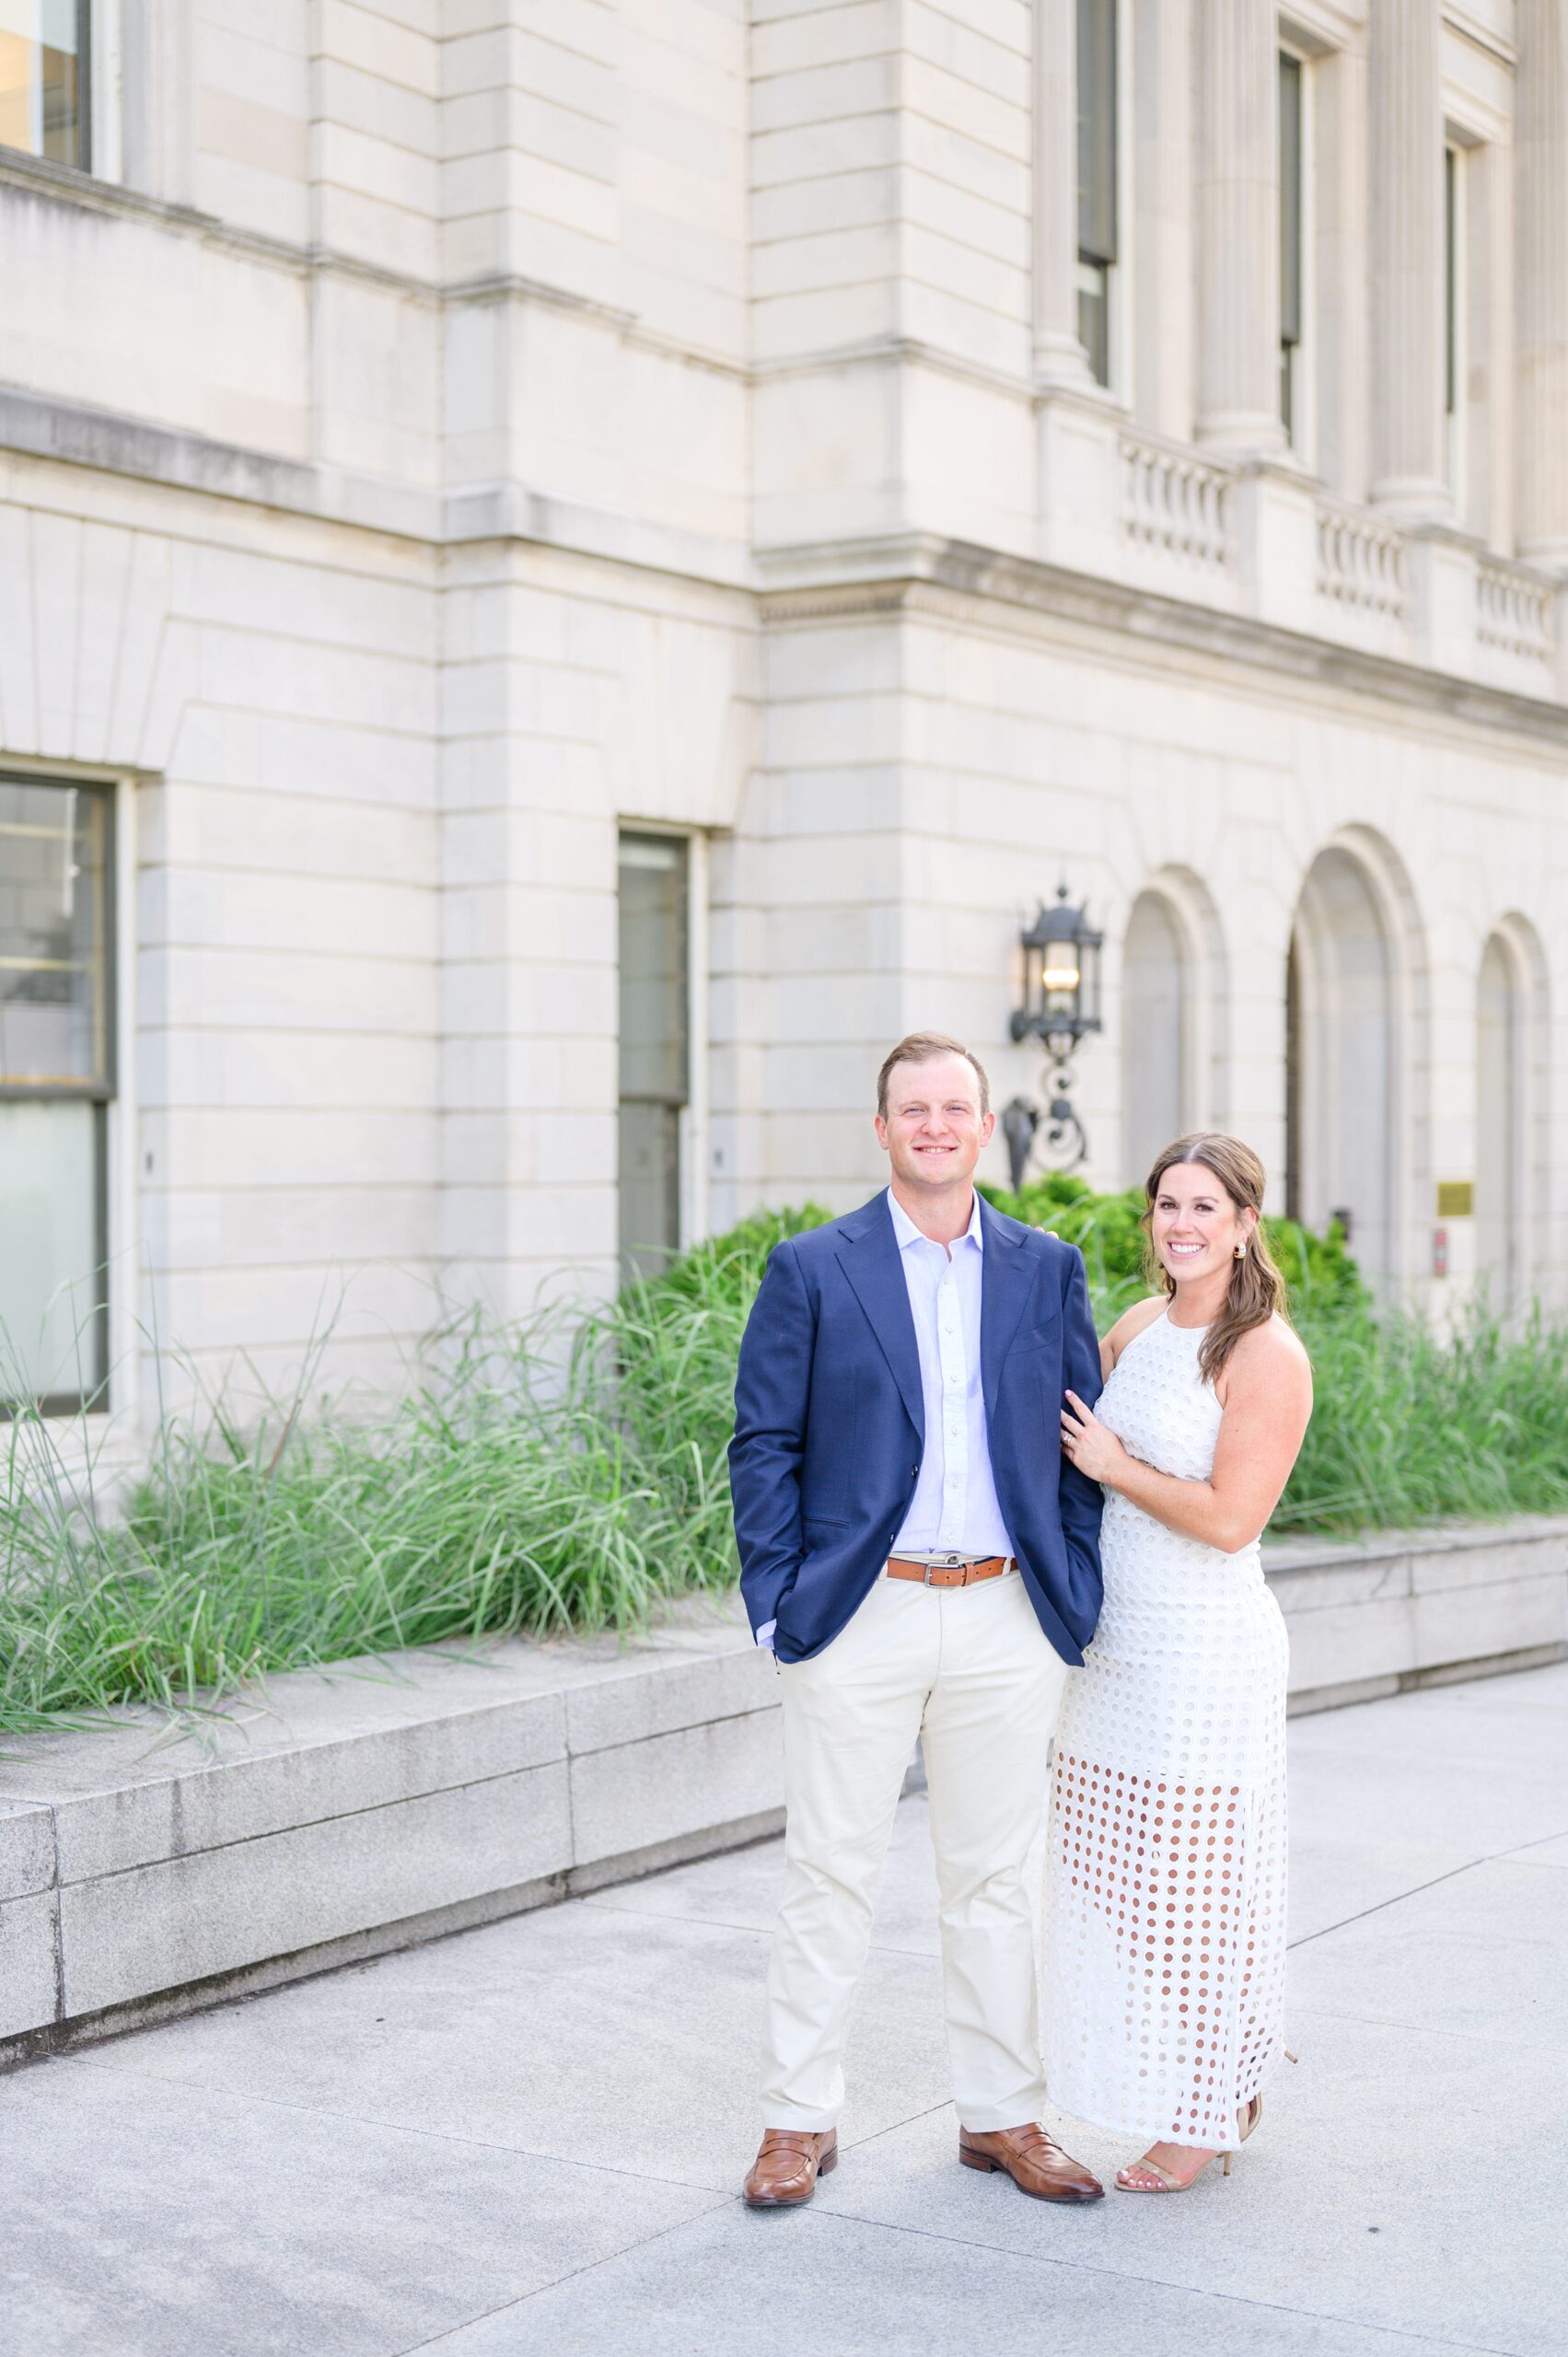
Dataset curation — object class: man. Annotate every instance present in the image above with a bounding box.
[729,1032,1106,2210]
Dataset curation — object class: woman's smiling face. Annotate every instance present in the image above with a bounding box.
[1150,1160,1256,1286]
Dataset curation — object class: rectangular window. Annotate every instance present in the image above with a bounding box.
[0,2,90,170]
[1444,143,1461,492]
[1279,52,1304,438]
[0,774,113,1413]
[618,831,689,1283]
[1076,0,1118,388]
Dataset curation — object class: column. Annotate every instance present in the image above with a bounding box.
[1516,2,1568,566]
[1193,0,1287,453]
[1033,0,1092,382]
[1132,0,1194,438]
[1369,0,1447,517]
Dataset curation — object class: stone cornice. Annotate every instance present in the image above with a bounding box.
[0,384,436,544]
[0,155,748,377]
[5,381,1564,751]
[0,147,435,301]
[758,534,1568,752]
[1443,4,1516,68]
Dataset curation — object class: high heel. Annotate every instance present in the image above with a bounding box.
[1120,2093,1263,2193]
[1221,2093,1263,2177]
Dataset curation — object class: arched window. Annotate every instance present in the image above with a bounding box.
[1121,890,1187,1187]
[1285,844,1403,1293]
[1475,919,1550,1311]
[1475,935,1518,1306]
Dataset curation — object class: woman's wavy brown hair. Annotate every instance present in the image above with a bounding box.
[1141,1132,1291,1385]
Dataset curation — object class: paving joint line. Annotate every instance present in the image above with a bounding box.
[806,2201,1514,2356]
[577,1893,946,1965]
[62,2049,747,2200]
[389,2198,735,2355]
[1286,1827,1568,1951]
[1284,1999,1568,2054]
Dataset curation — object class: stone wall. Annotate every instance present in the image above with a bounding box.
[3,6,1568,1417]
[2,1517,1563,2065]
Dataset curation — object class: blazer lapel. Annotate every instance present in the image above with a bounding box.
[835,1194,925,1441]
[980,1197,1039,1420]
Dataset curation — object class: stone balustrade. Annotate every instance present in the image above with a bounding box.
[1037,394,1567,698]
[1316,501,1410,619]
[1475,558,1556,665]
[1121,433,1234,571]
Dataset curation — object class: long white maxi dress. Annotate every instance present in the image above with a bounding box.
[1041,1308,1289,2152]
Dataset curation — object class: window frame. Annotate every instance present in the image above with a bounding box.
[1443,136,1466,514]
[1075,0,1120,390]
[0,0,95,175]
[615,823,709,1280]
[0,768,118,1418]
[1276,36,1316,460]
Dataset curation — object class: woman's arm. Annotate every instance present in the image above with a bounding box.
[1061,1318,1314,1553]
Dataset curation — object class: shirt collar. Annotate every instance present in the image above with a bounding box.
[885,1186,984,1253]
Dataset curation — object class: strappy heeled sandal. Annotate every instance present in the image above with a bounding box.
[1115,2091,1266,2193]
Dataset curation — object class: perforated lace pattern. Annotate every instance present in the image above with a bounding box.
[1041,1311,1289,2152]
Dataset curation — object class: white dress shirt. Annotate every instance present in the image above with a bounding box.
[754,1186,1015,1650]
[886,1186,1015,1560]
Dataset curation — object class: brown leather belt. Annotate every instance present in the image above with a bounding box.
[886,1553,1016,1588]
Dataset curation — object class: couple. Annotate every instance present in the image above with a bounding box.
[729,1031,1312,2207]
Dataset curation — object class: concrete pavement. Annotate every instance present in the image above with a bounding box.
[3,1662,1563,2357]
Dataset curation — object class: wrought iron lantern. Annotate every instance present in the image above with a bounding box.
[1003,883,1103,1187]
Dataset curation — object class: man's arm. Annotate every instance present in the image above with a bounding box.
[1057,1246,1105,1580]
[728,1237,815,1644]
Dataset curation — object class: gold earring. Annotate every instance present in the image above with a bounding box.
[1234,1242,1248,1260]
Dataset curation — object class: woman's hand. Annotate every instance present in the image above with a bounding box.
[1060,1390,1130,1486]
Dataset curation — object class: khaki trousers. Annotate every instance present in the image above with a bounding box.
[761,1567,1068,2133]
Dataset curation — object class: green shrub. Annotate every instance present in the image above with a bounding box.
[1,1188,1565,1732]
[978,1173,1366,1324]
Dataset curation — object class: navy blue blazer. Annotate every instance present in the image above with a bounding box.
[728,1190,1105,1666]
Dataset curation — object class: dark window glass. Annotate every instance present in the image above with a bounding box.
[1076,0,1117,387]
[1279,52,1303,436]
[618,832,688,1281]
[0,3,91,171]
[0,774,112,1412]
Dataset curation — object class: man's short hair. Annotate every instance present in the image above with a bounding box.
[876,1032,992,1120]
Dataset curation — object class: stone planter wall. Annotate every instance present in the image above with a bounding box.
[2,1515,1563,2065]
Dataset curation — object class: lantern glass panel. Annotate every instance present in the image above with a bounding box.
[1081,935,1103,1029]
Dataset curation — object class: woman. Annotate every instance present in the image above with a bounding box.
[1045,1133,1313,2192]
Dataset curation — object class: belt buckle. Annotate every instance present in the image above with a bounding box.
[925,1551,968,1586]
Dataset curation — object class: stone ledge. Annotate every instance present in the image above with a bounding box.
[1,1516,1563,2063]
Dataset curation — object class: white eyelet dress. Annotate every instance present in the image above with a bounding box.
[1041,1310,1289,2152]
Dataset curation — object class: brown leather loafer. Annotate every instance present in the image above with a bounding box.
[744,2128,838,2208]
[958,2123,1104,2202]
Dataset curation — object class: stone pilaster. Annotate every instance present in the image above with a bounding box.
[1516,2,1568,567]
[1369,0,1447,517]
[1033,0,1093,383]
[1132,0,1194,438]
[1193,0,1286,454]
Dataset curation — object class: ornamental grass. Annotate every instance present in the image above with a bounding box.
[2,1197,1565,1730]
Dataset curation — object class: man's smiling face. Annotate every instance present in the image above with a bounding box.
[875,1053,994,1194]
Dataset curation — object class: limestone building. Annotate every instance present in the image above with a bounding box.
[1,1,1565,1430]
